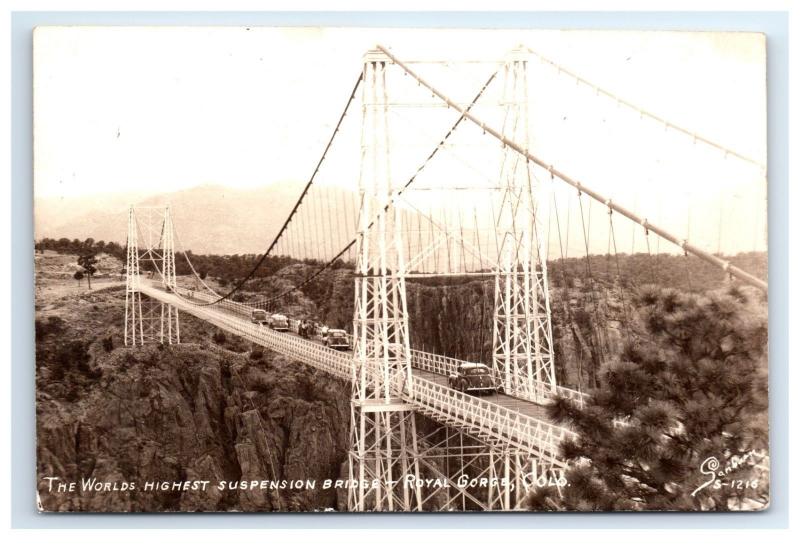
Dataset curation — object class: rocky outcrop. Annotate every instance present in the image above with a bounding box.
[243,263,632,391]
[36,309,351,512]
[403,279,630,391]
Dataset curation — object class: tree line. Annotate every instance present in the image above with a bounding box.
[36,237,766,296]
[36,237,125,260]
[35,237,336,285]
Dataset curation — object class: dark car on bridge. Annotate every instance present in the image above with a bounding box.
[251,309,269,325]
[325,329,350,351]
[448,363,501,395]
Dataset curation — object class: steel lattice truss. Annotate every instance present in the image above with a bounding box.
[349,51,420,511]
[124,206,144,346]
[492,51,557,403]
[124,205,180,346]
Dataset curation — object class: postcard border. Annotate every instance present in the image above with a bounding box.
[11,10,789,529]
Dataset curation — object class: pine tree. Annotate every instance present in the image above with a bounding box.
[77,253,98,289]
[525,285,769,511]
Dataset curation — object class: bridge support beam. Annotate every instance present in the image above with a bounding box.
[408,422,564,511]
[348,49,423,512]
[348,404,422,511]
[492,48,557,403]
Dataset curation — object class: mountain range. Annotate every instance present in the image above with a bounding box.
[35,183,316,255]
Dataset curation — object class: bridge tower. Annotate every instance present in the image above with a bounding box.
[123,205,180,346]
[159,205,180,344]
[492,48,557,403]
[348,49,424,512]
[124,205,144,346]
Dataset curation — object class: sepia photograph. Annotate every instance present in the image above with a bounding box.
[32,26,769,513]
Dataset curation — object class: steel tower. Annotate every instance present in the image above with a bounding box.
[492,49,557,403]
[123,205,180,345]
[348,49,423,512]
[159,206,180,344]
[124,205,144,346]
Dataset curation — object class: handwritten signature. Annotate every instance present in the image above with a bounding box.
[690,450,765,497]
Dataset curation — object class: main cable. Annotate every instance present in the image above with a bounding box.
[195,72,364,306]
[378,44,768,293]
[243,66,500,308]
[524,46,765,171]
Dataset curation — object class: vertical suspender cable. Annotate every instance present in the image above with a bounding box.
[196,73,364,305]
[378,45,766,293]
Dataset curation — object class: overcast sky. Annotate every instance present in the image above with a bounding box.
[33,27,766,255]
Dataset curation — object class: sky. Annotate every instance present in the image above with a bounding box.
[33,27,767,255]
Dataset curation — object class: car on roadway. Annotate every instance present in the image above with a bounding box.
[448,363,501,395]
[325,329,350,351]
[268,313,290,332]
[251,309,269,325]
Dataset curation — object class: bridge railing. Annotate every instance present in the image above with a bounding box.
[549,384,590,408]
[410,348,590,408]
[143,285,353,380]
[407,376,577,466]
[176,288,251,317]
[409,349,462,376]
[165,283,591,409]
[142,284,580,460]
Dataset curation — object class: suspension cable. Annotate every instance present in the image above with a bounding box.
[194,72,364,306]
[194,63,501,308]
[524,46,766,171]
[607,208,630,324]
[644,224,657,284]
[236,67,500,308]
[377,45,767,293]
[551,186,583,394]
[171,217,222,297]
[577,191,605,389]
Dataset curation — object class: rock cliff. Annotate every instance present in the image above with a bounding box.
[36,290,350,512]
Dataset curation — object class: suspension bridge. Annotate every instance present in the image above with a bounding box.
[119,45,767,511]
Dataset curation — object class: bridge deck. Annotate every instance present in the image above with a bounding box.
[138,282,575,465]
[411,369,552,422]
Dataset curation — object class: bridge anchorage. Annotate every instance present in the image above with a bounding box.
[122,44,767,512]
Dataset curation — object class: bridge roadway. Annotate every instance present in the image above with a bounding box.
[138,282,577,466]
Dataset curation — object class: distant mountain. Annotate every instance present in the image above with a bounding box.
[34,182,334,255]
[35,190,148,244]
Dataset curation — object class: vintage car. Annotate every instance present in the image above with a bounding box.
[268,313,290,332]
[447,363,500,395]
[250,309,269,325]
[325,329,350,351]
